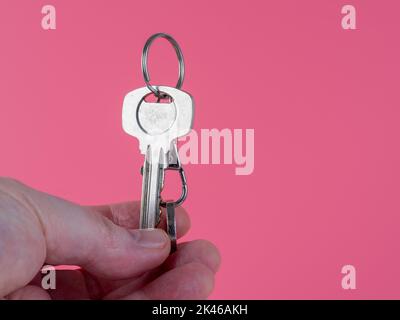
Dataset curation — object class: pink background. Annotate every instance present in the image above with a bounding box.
[1,0,400,299]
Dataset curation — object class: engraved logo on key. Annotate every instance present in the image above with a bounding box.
[137,95,177,136]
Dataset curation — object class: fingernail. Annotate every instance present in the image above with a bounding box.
[131,229,168,249]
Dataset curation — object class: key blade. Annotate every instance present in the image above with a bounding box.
[166,202,177,253]
[140,145,165,229]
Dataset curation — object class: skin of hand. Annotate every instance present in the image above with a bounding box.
[0,178,221,300]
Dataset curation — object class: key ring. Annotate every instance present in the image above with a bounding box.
[141,33,185,98]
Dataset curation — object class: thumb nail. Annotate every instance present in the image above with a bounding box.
[131,229,169,249]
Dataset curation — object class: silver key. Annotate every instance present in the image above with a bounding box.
[166,202,177,253]
[122,85,194,229]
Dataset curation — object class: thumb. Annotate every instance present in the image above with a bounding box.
[0,178,170,296]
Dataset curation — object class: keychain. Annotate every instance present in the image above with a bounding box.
[122,33,194,253]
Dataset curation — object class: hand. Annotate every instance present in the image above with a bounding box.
[0,178,220,300]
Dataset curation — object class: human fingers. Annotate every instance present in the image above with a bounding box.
[0,178,170,298]
[90,202,191,239]
[104,240,220,300]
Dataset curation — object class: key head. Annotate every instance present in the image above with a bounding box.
[122,86,194,155]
